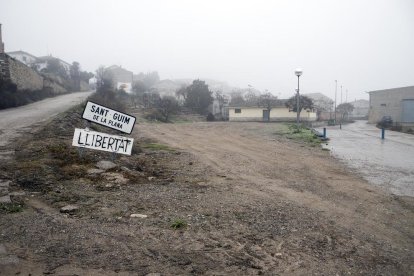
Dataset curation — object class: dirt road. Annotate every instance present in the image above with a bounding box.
[138,122,414,273]
[1,119,413,275]
[0,91,93,149]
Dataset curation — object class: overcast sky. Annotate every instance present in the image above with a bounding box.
[1,0,413,100]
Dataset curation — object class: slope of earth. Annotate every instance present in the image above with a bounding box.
[0,113,413,275]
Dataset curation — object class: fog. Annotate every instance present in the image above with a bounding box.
[1,0,413,100]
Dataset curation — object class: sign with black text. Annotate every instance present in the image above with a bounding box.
[82,101,136,134]
[72,128,134,155]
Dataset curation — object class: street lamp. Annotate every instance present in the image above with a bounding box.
[334,80,337,125]
[294,68,303,126]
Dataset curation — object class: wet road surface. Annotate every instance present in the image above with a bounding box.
[318,120,414,197]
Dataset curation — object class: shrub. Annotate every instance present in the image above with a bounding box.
[88,87,126,112]
[0,203,24,213]
[171,218,187,229]
[206,113,215,121]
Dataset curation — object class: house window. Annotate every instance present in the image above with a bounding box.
[23,56,27,61]
[235,108,241,113]
[380,103,386,107]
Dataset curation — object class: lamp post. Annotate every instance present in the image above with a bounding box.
[295,68,303,126]
[334,80,337,125]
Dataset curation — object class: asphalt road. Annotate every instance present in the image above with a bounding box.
[0,91,93,149]
[318,120,414,197]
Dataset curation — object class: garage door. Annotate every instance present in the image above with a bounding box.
[402,99,414,122]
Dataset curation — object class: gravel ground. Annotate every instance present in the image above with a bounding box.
[0,117,413,275]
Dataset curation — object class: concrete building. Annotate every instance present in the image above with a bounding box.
[368,86,414,125]
[228,102,317,122]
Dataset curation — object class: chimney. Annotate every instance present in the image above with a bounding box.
[0,23,4,54]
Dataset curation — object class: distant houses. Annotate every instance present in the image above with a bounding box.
[6,50,37,65]
[7,50,72,74]
[0,24,91,95]
[35,55,71,73]
[105,65,133,92]
[349,99,369,119]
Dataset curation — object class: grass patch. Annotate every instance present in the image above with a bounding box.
[171,218,187,229]
[276,124,322,146]
[142,143,175,152]
[0,202,24,213]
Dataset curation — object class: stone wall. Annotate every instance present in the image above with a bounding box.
[0,53,9,79]
[43,77,67,94]
[7,56,43,90]
[80,80,90,91]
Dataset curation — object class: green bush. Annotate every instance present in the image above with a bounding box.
[171,218,187,229]
[0,202,24,213]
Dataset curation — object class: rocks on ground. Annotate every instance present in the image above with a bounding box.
[95,160,117,170]
[130,213,148,218]
[60,205,79,214]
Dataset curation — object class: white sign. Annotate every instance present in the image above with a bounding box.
[82,101,136,134]
[72,128,134,155]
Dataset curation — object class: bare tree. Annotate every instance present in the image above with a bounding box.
[244,90,260,105]
[285,94,314,121]
[215,91,227,118]
[95,66,113,90]
[336,103,354,121]
[157,96,180,122]
[229,90,245,106]
[175,85,188,102]
[257,92,279,121]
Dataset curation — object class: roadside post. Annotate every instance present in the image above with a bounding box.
[381,128,385,140]
[323,128,326,139]
[78,120,91,159]
[73,101,136,157]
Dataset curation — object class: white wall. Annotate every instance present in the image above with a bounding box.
[8,52,37,65]
[229,107,316,121]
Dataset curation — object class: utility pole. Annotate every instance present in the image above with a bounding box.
[346,89,348,103]
[295,69,303,126]
[334,80,337,124]
[340,85,343,105]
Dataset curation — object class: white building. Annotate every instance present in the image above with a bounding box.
[7,50,38,66]
[7,51,71,74]
[36,55,71,73]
